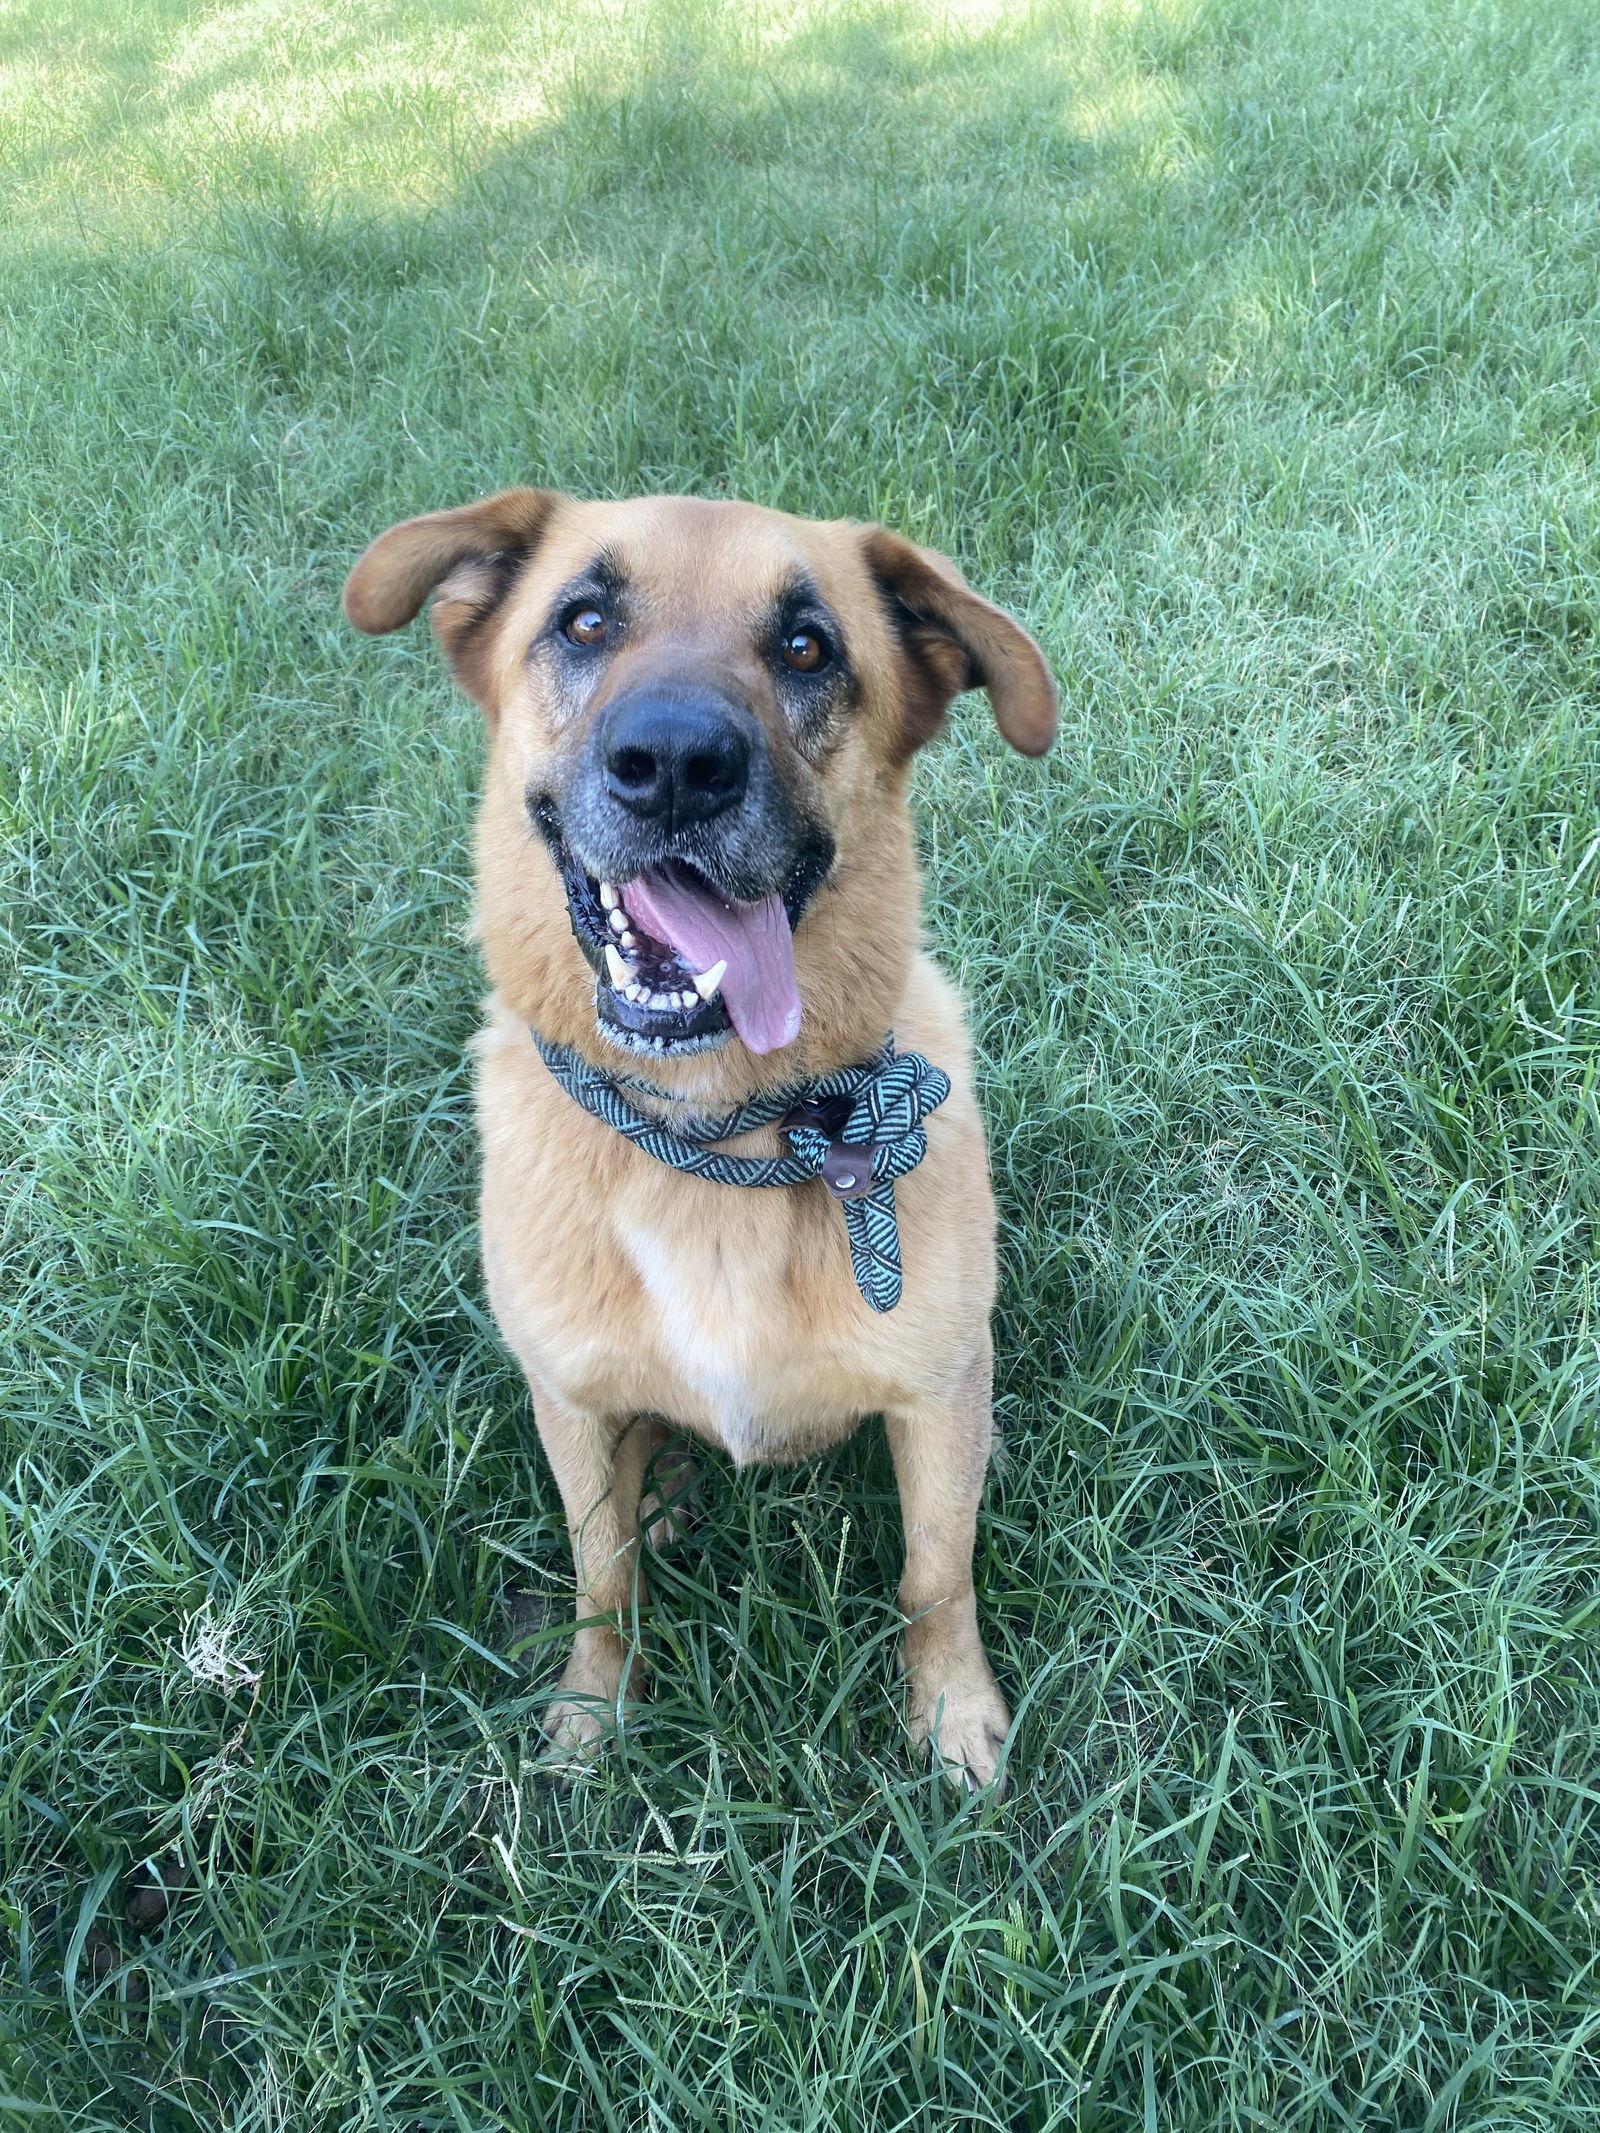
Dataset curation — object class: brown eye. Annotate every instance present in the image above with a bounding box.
[564,606,607,647]
[782,629,827,673]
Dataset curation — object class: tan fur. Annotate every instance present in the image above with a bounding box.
[344,491,1055,1788]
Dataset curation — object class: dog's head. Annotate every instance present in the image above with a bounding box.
[345,490,1055,1076]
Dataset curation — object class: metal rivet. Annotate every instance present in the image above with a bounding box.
[835,1171,856,1189]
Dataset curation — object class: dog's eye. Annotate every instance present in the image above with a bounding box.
[563,606,608,647]
[781,629,829,674]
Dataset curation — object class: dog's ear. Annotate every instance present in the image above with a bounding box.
[343,487,564,709]
[861,526,1057,757]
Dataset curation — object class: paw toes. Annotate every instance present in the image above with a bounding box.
[910,1683,1013,1793]
[539,1690,622,1773]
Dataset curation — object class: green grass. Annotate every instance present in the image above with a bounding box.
[4,0,1600,2123]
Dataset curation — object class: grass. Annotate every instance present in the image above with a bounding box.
[3,0,1600,2123]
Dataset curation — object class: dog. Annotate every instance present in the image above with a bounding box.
[343,490,1055,1787]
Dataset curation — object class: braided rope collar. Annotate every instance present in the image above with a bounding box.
[531,1032,951,1313]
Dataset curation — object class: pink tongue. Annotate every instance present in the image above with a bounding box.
[622,866,802,1054]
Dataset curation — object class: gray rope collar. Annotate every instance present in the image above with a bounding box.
[531,1032,950,1312]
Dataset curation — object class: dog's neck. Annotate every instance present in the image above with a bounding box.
[547,987,901,1130]
[566,1044,842,1133]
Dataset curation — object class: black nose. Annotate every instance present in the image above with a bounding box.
[601,691,751,830]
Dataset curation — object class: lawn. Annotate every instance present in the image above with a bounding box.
[4,0,1600,2124]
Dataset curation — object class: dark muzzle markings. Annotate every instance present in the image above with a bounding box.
[533,662,835,1061]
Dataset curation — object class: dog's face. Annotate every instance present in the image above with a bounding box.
[345,490,1055,1070]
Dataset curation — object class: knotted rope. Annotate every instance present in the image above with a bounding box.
[531,1032,950,1312]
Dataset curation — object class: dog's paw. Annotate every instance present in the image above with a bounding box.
[538,1638,641,1777]
[538,1695,613,1778]
[907,1660,1013,1794]
[541,1706,610,1774]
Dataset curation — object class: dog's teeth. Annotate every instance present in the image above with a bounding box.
[624,983,644,1003]
[678,991,697,1010]
[649,990,676,1010]
[599,881,619,910]
[692,960,727,1001]
[608,909,628,936]
[619,930,637,949]
[604,944,631,987]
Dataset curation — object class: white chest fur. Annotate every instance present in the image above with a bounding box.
[620,1215,775,1463]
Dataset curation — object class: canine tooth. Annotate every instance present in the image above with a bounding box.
[599,881,619,910]
[692,960,727,1001]
[605,944,631,987]
[608,908,628,935]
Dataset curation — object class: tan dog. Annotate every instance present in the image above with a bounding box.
[344,490,1055,1787]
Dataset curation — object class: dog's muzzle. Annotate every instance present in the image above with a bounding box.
[530,687,833,1060]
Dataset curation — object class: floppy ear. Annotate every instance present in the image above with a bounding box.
[342,486,564,708]
[861,525,1057,757]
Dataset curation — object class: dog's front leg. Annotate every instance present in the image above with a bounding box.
[534,1398,653,1760]
[885,1339,1013,1791]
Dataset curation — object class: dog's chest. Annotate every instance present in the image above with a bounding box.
[617,1191,860,1463]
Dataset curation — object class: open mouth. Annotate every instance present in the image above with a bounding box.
[532,800,830,1059]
